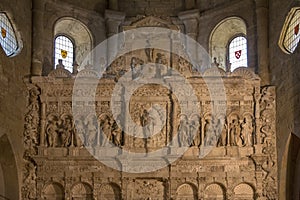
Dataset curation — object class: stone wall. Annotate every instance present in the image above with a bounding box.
[269,0,300,199]
[0,0,32,199]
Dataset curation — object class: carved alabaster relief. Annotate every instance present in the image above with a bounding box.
[23,85,41,200]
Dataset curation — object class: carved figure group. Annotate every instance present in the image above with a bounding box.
[177,116,201,147]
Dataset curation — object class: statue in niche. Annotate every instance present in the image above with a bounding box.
[155,53,167,78]
[61,115,73,147]
[190,118,201,147]
[130,57,143,80]
[74,118,85,147]
[85,115,98,147]
[46,118,58,147]
[145,39,154,62]
[229,118,242,146]
[217,118,228,147]
[140,109,154,138]
[178,117,189,147]
[112,120,123,146]
[240,116,254,146]
[100,116,113,146]
[204,118,217,146]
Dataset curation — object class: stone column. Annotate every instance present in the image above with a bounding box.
[178,9,200,63]
[105,10,125,64]
[32,0,46,76]
[255,0,270,86]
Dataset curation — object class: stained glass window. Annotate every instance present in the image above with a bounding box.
[0,12,19,57]
[54,35,74,72]
[228,36,248,71]
[282,8,300,54]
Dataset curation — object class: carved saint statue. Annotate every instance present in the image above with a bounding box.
[46,119,58,147]
[217,118,228,147]
[74,118,85,147]
[204,118,217,146]
[229,119,242,146]
[178,117,189,147]
[85,115,98,147]
[241,116,254,146]
[61,115,73,147]
[190,119,201,147]
[112,120,123,146]
[100,116,113,146]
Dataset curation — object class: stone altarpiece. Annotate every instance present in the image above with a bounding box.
[22,16,278,200]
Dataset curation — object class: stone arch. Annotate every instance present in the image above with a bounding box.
[98,183,121,200]
[71,182,93,200]
[204,183,225,200]
[0,134,19,200]
[209,17,247,70]
[233,183,254,199]
[176,183,198,200]
[42,182,64,200]
[54,17,93,70]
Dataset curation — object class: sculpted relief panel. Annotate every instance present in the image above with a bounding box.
[23,17,277,199]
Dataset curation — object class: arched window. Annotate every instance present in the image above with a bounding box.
[0,12,20,57]
[228,35,248,71]
[279,7,300,54]
[209,17,247,71]
[53,18,92,75]
[54,35,75,72]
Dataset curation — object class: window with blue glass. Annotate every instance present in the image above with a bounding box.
[0,12,19,57]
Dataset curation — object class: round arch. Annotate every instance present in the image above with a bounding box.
[203,183,225,200]
[233,183,255,199]
[71,182,93,199]
[42,182,64,200]
[54,17,93,71]
[176,182,198,200]
[209,17,247,70]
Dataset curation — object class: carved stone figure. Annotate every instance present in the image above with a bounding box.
[46,119,58,147]
[229,119,241,146]
[74,118,85,147]
[190,119,201,147]
[112,120,123,146]
[178,117,189,147]
[100,116,113,146]
[217,118,227,147]
[241,116,254,146]
[140,109,154,138]
[85,115,98,146]
[61,115,73,147]
[155,53,167,78]
[204,118,217,146]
